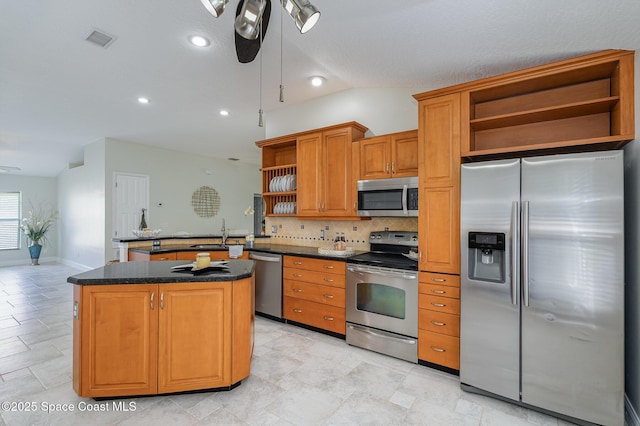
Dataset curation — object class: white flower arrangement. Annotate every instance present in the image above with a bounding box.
[20,206,58,246]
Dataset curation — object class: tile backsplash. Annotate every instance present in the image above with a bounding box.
[263,217,418,250]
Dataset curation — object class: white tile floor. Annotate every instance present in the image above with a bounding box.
[0,262,579,425]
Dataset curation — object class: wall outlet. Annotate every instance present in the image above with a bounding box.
[271,225,277,234]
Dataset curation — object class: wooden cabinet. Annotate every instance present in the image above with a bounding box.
[461,50,634,157]
[73,279,252,398]
[297,125,366,218]
[256,122,368,219]
[128,251,177,261]
[417,93,461,275]
[418,272,460,371]
[359,130,418,179]
[282,255,346,334]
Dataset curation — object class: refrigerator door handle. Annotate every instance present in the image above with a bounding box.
[522,201,530,307]
[511,201,520,305]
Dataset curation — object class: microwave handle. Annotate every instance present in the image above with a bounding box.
[402,184,408,215]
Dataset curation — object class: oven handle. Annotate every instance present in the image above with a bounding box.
[347,265,417,280]
[347,324,417,345]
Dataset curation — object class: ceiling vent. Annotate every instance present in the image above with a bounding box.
[85,29,115,48]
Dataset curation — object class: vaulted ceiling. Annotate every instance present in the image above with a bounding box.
[1,0,639,176]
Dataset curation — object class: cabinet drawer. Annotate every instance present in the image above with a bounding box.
[284,256,346,274]
[283,297,345,334]
[418,309,460,337]
[419,272,460,288]
[283,280,345,308]
[419,294,460,315]
[418,330,460,370]
[419,283,460,299]
[283,267,345,288]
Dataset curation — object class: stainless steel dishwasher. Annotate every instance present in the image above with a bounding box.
[249,252,283,319]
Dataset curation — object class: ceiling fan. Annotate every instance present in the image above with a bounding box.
[200,0,320,63]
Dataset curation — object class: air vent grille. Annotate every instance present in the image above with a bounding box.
[85,29,115,48]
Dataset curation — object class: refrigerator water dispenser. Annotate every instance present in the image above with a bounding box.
[467,232,505,283]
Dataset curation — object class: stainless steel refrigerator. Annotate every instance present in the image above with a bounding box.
[460,151,624,426]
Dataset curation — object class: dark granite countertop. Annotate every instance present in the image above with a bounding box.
[112,234,270,243]
[129,243,365,262]
[68,260,255,285]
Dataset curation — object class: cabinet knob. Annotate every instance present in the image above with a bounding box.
[293,261,303,265]
[323,294,334,299]
[431,278,446,283]
[160,292,164,309]
[431,302,446,307]
[431,320,446,326]
[323,316,334,321]
[293,273,303,277]
[150,292,155,310]
[431,289,446,294]
[293,309,302,313]
[430,346,446,353]
[323,278,334,283]
[323,265,334,269]
[293,288,303,293]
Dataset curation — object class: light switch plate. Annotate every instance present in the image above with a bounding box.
[271,225,277,233]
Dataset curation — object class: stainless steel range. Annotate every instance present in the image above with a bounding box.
[346,231,419,363]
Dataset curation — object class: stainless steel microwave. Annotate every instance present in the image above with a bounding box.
[357,177,418,217]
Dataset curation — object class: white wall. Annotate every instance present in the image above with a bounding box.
[57,139,106,270]
[0,175,58,267]
[623,49,640,422]
[266,87,418,138]
[104,138,262,259]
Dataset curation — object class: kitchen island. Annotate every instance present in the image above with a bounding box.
[68,260,255,398]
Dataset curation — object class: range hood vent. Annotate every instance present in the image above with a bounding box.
[85,29,115,49]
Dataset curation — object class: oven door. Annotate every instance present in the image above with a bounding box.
[346,264,418,338]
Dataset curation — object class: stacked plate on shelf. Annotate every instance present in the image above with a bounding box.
[274,202,296,214]
[269,174,297,192]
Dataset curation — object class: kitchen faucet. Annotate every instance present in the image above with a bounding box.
[221,218,229,247]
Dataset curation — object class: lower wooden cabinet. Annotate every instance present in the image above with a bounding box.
[73,279,252,398]
[282,255,346,334]
[128,251,177,261]
[418,271,460,370]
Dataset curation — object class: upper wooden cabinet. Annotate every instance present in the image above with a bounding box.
[416,93,461,275]
[415,49,635,159]
[359,130,418,179]
[418,96,461,188]
[256,122,367,219]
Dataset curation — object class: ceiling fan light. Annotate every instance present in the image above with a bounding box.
[200,0,229,18]
[235,0,267,40]
[295,2,320,33]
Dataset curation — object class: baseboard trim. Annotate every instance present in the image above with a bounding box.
[60,258,93,271]
[627,394,640,426]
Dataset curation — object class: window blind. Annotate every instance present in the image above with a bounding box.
[0,192,21,250]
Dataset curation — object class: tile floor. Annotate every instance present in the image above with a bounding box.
[0,262,579,426]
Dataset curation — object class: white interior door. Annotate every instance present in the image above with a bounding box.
[113,173,149,239]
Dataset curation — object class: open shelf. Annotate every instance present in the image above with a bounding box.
[461,50,635,157]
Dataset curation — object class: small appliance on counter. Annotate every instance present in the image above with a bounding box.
[345,231,419,363]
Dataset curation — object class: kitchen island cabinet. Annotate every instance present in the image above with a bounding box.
[68,260,254,398]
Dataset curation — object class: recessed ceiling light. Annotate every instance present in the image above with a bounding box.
[310,76,325,87]
[228,158,239,161]
[220,110,229,116]
[0,166,21,173]
[189,35,210,47]
[137,97,150,104]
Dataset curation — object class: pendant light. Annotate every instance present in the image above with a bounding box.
[200,0,229,17]
[258,19,264,127]
[279,1,284,103]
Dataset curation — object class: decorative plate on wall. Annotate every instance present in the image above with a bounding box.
[192,186,221,218]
